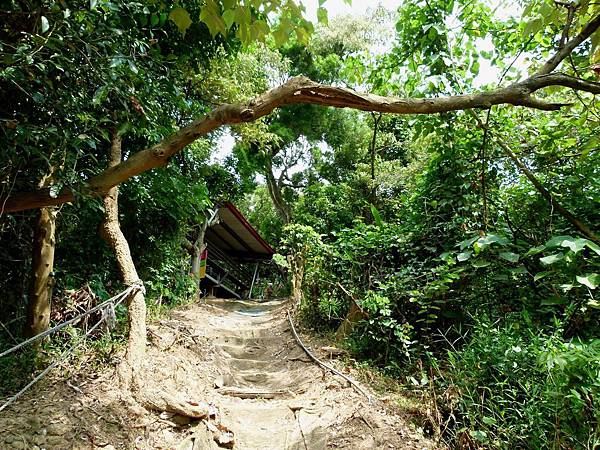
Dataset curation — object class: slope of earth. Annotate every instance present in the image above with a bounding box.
[0,298,438,449]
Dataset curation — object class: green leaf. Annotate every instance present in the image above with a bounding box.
[40,16,50,34]
[222,9,235,29]
[524,245,545,257]
[510,265,529,275]
[457,252,472,262]
[499,252,519,263]
[117,122,132,137]
[540,253,564,265]
[576,273,599,290]
[541,296,567,306]
[586,241,600,256]
[273,26,289,46]
[482,416,496,426]
[471,259,490,268]
[523,17,543,37]
[545,235,574,248]
[561,238,588,253]
[169,7,193,36]
[128,60,138,74]
[534,271,550,282]
[370,204,383,228]
[458,236,478,250]
[317,7,328,25]
[478,234,508,246]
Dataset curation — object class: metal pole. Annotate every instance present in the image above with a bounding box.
[249,262,259,300]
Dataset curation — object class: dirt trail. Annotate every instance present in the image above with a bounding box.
[0,298,436,449]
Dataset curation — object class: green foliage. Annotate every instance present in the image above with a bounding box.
[2,1,600,448]
[0,344,37,397]
[168,0,319,46]
[351,291,416,371]
[436,318,600,449]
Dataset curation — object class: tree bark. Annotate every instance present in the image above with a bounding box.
[24,206,57,337]
[99,134,213,414]
[265,159,292,225]
[287,252,306,307]
[189,208,218,296]
[336,299,368,340]
[335,283,369,340]
[99,131,146,389]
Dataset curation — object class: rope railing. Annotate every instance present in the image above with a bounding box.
[0,282,142,413]
[0,284,137,358]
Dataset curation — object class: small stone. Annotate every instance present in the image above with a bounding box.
[46,422,69,436]
[31,434,46,446]
[172,414,193,426]
[213,376,225,389]
[46,435,64,446]
[325,380,341,390]
[4,435,16,444]
[9,441,26,450]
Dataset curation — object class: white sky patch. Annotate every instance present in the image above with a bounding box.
[303,0,402,22]
[212,129,235,164]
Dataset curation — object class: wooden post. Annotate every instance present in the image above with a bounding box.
[249,262,259,299]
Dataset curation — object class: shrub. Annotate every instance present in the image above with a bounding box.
[436,317,600,449]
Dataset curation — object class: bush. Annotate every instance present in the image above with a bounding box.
[436,317,600,449]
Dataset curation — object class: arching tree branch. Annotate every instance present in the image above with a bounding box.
[2,13,600,214]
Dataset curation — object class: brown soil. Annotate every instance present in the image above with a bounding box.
[0,298,439,449]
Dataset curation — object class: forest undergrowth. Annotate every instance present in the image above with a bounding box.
[2,0,600,448]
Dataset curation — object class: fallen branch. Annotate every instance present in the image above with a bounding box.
[217,388,286,399]
[286,310,371,401]
[335,282,369,340]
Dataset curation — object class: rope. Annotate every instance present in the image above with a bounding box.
[0,285,137,358]
[286,310,372,402]
[0,287,133,413]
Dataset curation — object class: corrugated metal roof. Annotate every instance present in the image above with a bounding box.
[206,202,274,260]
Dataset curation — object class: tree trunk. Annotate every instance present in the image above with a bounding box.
[336,299,367,340]
[370,113,381,181]
[335,283,368,340]
[99,131,146,389]
[189,209,218,297]
[24,206,57,337]
[265,159,291,225]
[190,224,208,279]
[288,255,304,307]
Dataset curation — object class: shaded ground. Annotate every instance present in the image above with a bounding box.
[0,298,438,449]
